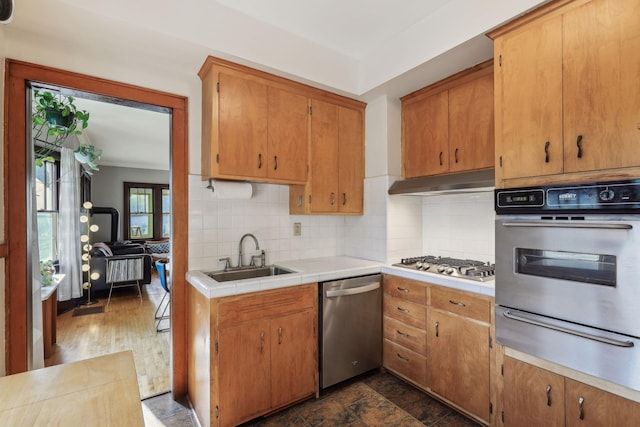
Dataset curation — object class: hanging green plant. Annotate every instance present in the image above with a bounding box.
[74,143,102,175]
[32,89,90,166]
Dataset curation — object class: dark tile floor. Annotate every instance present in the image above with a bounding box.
[142,371,482,427]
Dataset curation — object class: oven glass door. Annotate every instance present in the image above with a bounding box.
[516,249,616,287]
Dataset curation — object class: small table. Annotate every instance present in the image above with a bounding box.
[41,274,64,359]
[0,351,144,425]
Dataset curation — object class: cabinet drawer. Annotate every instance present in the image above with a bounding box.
[383,275,427,304]
[383,339,427,387]
[383,316,426,355]
[430,286,490,323]
[218,284,316,327]
[384,295,427,329]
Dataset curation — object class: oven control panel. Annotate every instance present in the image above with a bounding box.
[495,180,640,214]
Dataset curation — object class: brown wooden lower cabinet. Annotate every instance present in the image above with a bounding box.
[503,356,640,427]
[187,283,318,427]
[503,356,565,427]
[383,338,428,387]
[382,274,492,425]
[428,309,490,422]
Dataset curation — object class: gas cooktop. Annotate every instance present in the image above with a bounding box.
[392,255,495,282]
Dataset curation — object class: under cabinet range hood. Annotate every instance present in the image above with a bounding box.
[388,169,495,196]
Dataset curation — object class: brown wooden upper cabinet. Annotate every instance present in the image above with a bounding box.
[199,56,366,211]
[488,0,640,188]
[289,98,365,215]
[401,60,494,179]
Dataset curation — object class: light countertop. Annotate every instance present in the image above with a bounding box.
[187,256,495,299]
[41,273,64,301]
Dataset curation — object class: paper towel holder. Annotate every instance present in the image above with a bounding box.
[206,178,253,199]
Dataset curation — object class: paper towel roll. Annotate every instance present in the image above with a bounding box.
[207,179,253,199]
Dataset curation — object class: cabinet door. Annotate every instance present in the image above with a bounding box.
[218,71,268,178]
[427,309,490,422]
[218,321,271,427]
[565,378,640,427]
[402,91,449,178]
[267,87,309,182]
[337,106,364,214]
[270,310,317,408]
[496,15,563,180]
[562,0,640,173]
[309,99,339,212]
[449,72,494,173]
[502,356,564,427]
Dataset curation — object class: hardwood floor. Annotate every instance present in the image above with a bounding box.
[44,274,171,398]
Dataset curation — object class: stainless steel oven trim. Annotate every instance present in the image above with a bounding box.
[503,309,634,347]
[501,221,633,230]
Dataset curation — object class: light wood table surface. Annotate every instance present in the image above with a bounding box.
[0,351,144,426]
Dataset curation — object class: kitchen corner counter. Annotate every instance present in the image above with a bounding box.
[381,265,495,298]
[187,256,495,299]
[186,256,382,299]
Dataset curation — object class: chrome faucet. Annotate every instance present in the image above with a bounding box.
[238,233,260,268]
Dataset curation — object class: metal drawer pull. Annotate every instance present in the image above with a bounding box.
[503,310,634,347]
[396,287,409,293]
[449,299,466,307]
[326,282,380,298]
[396,330,410,338]
[502,221,632,230]
[273,155,278,170]
[396,353,409,362]
[578,397,585,420]
[260,331,265,350]
[546,385,552,406]
[435,321,439,337]
[397,307,409,314]
[278,327,283,344]
[544,141,550,163]
[258,153,262,169]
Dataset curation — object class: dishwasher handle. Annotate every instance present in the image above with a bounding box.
[325,282,380,298]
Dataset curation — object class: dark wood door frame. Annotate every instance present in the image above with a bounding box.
[4,59,189,397]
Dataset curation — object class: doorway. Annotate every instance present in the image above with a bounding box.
[4,59,189,397]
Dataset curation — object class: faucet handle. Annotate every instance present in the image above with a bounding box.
[249,254,262,268]
[218,257,232,271]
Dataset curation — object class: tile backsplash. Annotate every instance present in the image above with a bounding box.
[188,175,346,271]
[187,174,496,271]
[421,191,495,263]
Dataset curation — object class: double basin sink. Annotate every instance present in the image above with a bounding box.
[205,265,294,282]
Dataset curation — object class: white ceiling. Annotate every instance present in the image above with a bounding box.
[72,98,171,171]
[216,0,452,59]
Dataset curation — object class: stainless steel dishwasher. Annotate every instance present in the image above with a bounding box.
[319,274,382,389]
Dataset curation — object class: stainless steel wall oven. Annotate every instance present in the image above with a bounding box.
[495,180,640,391]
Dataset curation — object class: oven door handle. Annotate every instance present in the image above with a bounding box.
[503,310,635,348]
[325,282,380,298]
[501,221,632,230]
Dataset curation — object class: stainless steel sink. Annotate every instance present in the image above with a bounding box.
[205,265,294,282]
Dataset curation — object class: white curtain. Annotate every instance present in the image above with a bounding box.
[57,147,83,300]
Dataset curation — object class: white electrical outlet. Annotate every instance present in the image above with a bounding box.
[293,222,302,236]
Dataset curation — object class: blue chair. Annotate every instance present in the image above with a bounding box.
[154,260,170,332]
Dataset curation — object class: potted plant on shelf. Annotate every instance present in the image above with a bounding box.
[74,143,102,175]
[32,89,90,166]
